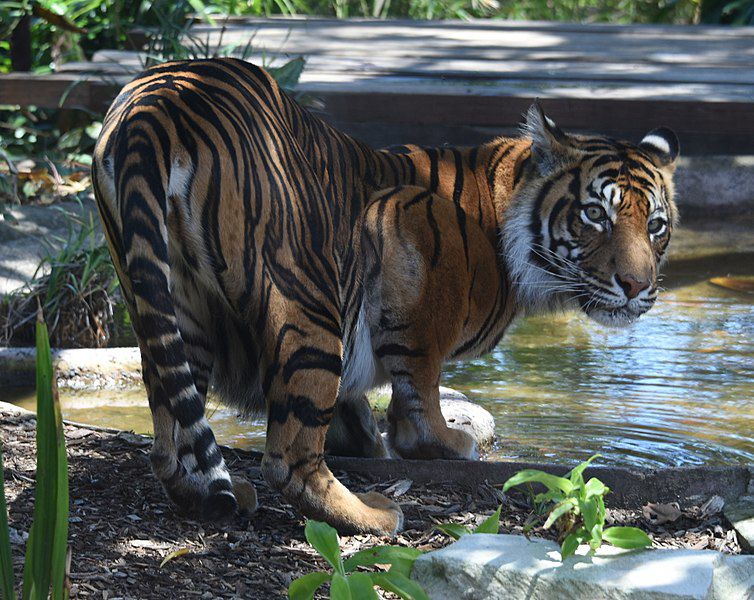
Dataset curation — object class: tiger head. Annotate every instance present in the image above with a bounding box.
[504,102,679,327]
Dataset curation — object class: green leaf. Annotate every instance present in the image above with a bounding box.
[474,505,502,534]
[502,470,574,495]
[23,314,69,600]
[346,572,378,600]
[288,571,330,600]
[534,489,566,508]
[305,520,343,576]
[566,454,601,487]
[602,527,652,550]
[0,446,15,600]
[435,523,471,540]
[371,572,430,600]
[560,532,581,560]
[268,57,306,90]
[330,573,351,600]
[579,497,598,532]
[584,477,608,499]
[343,546,422,573]
[388,556,418,578]
[543,499,576,530]
[589,523,603,551]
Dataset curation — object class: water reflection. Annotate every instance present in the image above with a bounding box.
[443,256,754,467]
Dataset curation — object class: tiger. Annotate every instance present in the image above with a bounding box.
[92,57,678,536]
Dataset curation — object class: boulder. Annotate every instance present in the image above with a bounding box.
[412,533,754,600]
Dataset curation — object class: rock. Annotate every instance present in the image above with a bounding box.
[412,533,754,600]
[439,396,495,452]
[723,495,754,552]
[372,386,495,454]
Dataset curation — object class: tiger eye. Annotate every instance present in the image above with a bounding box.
[585,205,607,223]
[648,217,666,234]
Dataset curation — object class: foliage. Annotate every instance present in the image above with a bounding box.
[502,455,652,560]
[288,520,428,600]
[1,205,120,348]
[435,505,502,539]
[700,0,754,23]
[0,312,70,599]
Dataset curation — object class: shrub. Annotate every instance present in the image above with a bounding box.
[503,455,652,560]
[289,519,428,600]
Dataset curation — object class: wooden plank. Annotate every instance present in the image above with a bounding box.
[0,73,125,112]
[2,18,753,153]
[2,71,752,153]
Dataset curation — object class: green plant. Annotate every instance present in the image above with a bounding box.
[701,0,754,23]
[0,310,70,599]
[1,204,120,348]
[503,455,652,560]
[435,505,502,539]
[288,520,428,600]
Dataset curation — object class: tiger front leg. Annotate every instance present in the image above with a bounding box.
[385,367,479,461]
[261,329,403,535]
[363,186,502,460]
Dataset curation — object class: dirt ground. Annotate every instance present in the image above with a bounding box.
[1,412,743,599]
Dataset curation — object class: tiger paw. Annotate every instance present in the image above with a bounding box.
[355,491,404,535]
[390,425,479,460]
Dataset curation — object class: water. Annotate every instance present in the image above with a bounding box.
[3,253,753,469]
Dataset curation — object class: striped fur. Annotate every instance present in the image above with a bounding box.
[92,58,678,534]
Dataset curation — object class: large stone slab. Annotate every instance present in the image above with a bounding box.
[412,534,754,600]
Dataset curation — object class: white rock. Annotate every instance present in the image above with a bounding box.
[439,396,495,452]
[412,533,754,600]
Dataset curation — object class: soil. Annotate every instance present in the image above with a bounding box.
[1,411,743,600]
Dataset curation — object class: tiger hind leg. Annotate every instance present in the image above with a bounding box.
[124,230,251,521]
[325,393,390,458]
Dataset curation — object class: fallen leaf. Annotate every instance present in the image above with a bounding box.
[160,547,190,568]
[643,502,682,525]
[709,277,754,294]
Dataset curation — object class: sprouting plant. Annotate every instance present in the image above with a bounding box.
[503,455,652,560]
[435,505,502,540]
[288,520,428,600]
[0,310,70,599]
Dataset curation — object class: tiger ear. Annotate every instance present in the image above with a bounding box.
[639,127,680,171]
[523,101,577,175]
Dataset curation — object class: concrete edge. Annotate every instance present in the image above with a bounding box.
[0,347,142,387]
[1,402,750,511]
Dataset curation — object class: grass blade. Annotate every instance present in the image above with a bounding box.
[22,311,69,600]
[0,445,15,600]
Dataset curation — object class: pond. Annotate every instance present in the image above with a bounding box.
[4,252,753,469]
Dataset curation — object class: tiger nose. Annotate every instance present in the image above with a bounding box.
[615,273,650,299]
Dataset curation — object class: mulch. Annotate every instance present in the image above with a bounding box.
[1,412,744,599]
